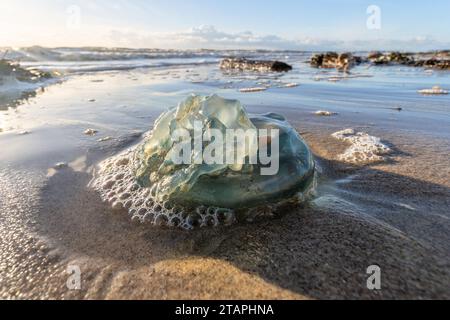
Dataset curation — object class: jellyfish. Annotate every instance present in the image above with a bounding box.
[91,94,315,229]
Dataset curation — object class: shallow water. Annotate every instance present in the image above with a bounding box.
[1,50,449,299]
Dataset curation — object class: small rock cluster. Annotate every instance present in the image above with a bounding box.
[368,51,450,70]
[220,58,293,72]
[310,52,362,71]
[368,51,413,65]
[310,51,450,71]
[414,59,450,70]
[0,59,52,83]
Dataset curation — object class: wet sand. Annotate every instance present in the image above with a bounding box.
[2,126,449,299]
[1,64,450,300]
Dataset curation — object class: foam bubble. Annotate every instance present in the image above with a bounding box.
[279,82,299,88]
[89,148,237,230]
[418,86,448,95]
[332,129,391,164]
[90,143,317,229]
[239,87,267,93]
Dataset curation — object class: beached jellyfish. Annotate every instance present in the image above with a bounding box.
[91,94,315,229]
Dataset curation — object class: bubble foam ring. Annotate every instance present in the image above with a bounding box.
[90,94,316,229]
[332,129,391,164]
[89,149,237,230]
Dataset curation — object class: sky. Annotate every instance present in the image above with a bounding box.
[1,0,449,50]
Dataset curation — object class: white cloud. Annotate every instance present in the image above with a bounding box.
[107,25,297,50]
[106,25,450,51]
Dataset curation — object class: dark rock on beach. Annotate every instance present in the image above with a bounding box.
[413,58,450,70]
[310,52,362,71]
[220,58,293,72]
[309,51,450,71]
[0,59,52,83]
[367,51,450,70]
[368,51,414,65]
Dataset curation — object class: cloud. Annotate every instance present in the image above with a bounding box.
[108,25,298,50]
[343,35,450,52]
[106,25,450,51]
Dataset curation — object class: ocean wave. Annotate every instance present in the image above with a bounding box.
[1,46,224,62]
[1,46,309,63]
[19,58,220,74]
[1,46,301,62]
[0,46,311,75]
[0,59,59,109]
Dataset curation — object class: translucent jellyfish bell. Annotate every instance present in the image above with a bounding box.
[92,94,315,228]
[132,94,315,208]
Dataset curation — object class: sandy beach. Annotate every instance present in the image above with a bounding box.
[1,50,450,300]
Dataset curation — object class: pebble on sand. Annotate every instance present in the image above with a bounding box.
[84,128,98,136]
[315,110,338,116]
[54,162,68,169]
[97,136,113,142]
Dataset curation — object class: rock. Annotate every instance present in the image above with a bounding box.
[54,162,68,169]
[414,58,450,70]
[368,51,413,65]
[435,50,450,58]
[97,136,113,142]
[310,52,361,71]
[0,59,52,82]
[388,52,413,64]
[368,51,384,61]
[311,52,336,68]
[84,128,98,136]
[367,51,449,70]
[310,51,449,70]
[220,58,292,73]
[315,110,337,116]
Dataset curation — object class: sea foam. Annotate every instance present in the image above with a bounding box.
[89,148,237,229]
[332,129,391,164]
